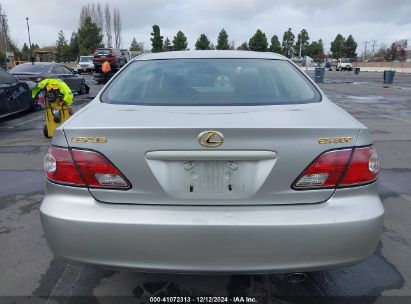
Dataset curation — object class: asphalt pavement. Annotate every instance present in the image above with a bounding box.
[0,71,410,304]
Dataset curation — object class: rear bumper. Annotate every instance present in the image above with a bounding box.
[40,181,384,273]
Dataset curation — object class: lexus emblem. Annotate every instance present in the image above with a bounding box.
[197,130,224,148]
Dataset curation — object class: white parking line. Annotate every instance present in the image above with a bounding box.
[13,115,43,127]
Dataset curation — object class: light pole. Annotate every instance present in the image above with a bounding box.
[26,17,33,62]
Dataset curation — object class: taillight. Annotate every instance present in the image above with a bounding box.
[44,146,130,189]
[44,147,85,186]
[292,146,379,190]
[339,147,379,186]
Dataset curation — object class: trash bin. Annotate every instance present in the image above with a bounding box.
[355,67,360,75]
[314,67,325,83]
[383,70,395,84]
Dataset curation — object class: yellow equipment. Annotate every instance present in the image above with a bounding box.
[32,79,74,138]
[32,78,74,106]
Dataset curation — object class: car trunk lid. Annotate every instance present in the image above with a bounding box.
[63,101,365,205]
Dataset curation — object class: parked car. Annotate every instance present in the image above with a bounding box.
[0,67,35,118]
[120,49,131,62]
[10,62,88,94]
[41,51,383,273]
[336,58,353,71]
[92,48,127,72]
[76,56,94,74]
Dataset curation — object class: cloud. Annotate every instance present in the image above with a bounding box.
[3,0,410,53]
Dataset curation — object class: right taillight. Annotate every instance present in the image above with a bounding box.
[292,146,379,190]
[44,146,130,189]
[339,146,379,186]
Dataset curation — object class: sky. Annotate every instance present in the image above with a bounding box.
[2,0,411,53]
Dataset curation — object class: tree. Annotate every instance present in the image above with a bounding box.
[78,17,103,55]
[129,37,143,52]
[10,42,22,61]
[282,28,295,58]
[163,37,172,51]
[79,5,88,25]
[294,29,310,57]
[237,42,249,50]
[69,32,80,60]
[249,29,268,52]
[388,40,408,61]
[216,29,230,50]
[95,3,104,34]
[0,52,5,68]
[56,30,71,62]
[21,43,30,61]
[374,43,387,61]
[105,3,112,47]
[330,34,346,59]
[172,31,188,51]
[195,34,211,50]
[113,8,121,48]
[0,4,12,54]
[306,39,325,61]
[268,35,281,53]
[150,25,163,53]
[79,3,103,30]
[344,35,357,59]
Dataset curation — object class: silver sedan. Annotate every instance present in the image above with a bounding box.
[40,51,383,273]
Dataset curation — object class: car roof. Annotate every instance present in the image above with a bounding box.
[134,50,288,61]
[19,62,56,66]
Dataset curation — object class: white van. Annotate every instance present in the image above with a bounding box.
[76,56,94,74]
[336,58,353,71]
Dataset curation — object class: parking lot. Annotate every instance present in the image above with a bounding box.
[0,70,410,303]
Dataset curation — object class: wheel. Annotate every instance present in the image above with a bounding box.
[79,82,87,95]
[43,124,51,138]
[349,67,352,71]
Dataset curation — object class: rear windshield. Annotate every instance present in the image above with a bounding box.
[10,64,50,73]
[95,49,111,55]
[340,59,350,63]
[101,59,321,106]
[0,69,17,84]
[80,56,93,62]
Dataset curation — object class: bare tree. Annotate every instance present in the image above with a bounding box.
[90,3,96,23]
[79,6,88,26]
[104,3,112,47]
[113,8,121,48]
[0,4,11,53]
[79,3,103,31]
[95,3,104,33]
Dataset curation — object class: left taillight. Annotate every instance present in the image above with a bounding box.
[44,146,130,189]
[292,146,379,190]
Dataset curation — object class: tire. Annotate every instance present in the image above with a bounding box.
[349,67,352,71]
[43,124,51,138]
[79,82,87,95]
